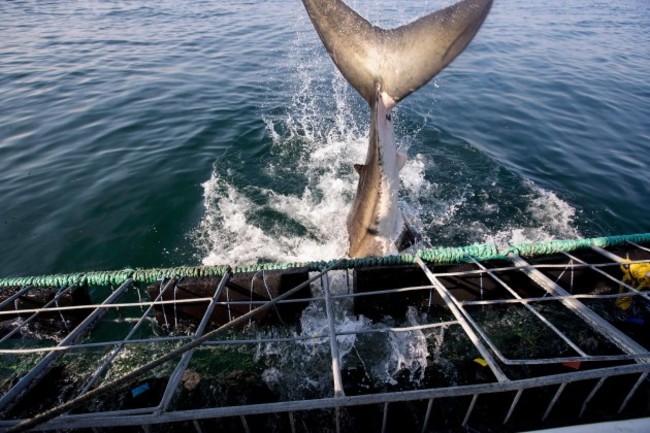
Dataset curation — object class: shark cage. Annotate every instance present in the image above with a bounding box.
[1,234,649,433]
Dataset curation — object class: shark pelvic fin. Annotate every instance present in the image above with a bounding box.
[301,0,493,105]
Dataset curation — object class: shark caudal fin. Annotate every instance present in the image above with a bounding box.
[301,0,493,106]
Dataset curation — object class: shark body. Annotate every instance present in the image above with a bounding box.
[300,0,493,258]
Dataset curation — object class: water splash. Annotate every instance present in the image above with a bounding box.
[255,274,432,397]
[194,28,368,265]
[255,301,374,399]
[373,307,429,386]
[484,179,580,248]
[193,5,581,266]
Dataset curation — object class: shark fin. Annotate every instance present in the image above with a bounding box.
[396,152,407,171]
[354,164,365,175]
[301,0,492,105]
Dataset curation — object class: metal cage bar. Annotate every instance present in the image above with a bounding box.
[78,278,179,397]
[510,256,650,363]
[0,279,133,414]
[2,245,650,432]
[3,363,648,431]
[322,271,345,398]
[0,285,31,310]
[468,256,588,357]
[0,285,75,344]
[415,256,508,382]
[156,272,232,413]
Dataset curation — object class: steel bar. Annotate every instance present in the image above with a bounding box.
[240,415,251,433]
[159,279,171,329]
[289,412,296,433]
[503,389,523,424]
[381,402,389,433]
[0,320,459,355]
[0,296,318,317]
[591,245,630,263]
[422,399,434,433]
[511,255,650,363]
[6,363,649,431]
[0,285,31,310]
[173,279,180,329]
[226,281,233,323]
[156,272,231,413]
[469,257,588,357]
[462,394,478,426]
[260,270,284,323]
[459,291,647,306]
[0,296,213,317]
[579,377,606,418]
[618,372,648,414]
[78,278,178,397]
[627,240,650,254]
[0,279,133,414]
[322,272,345,397]
[330,284,435,300]
[542,382,567,421]
[415,257,508,382]
[335,406,341,433]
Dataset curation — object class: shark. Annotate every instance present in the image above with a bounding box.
[300,0,493,258]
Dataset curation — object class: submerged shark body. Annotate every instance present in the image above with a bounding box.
[301,0,493,258]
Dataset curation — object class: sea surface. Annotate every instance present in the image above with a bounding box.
[1,0,649,278]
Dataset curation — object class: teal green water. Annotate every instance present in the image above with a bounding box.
[1,0,649,277]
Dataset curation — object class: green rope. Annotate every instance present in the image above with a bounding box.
[506,233,650,257]
[132,265,231,285]
[418,243,504,264]
[233,261,320,274]
[1,233,648,288]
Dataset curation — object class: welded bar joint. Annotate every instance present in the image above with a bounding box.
[511,255,650,363]
[156,272,232,413]
[415,257,508,382]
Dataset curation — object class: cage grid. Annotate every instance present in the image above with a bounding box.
[0,241,649,432]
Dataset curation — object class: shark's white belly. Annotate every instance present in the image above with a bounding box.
[372,92,404,255]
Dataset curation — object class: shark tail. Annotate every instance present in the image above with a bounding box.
[301,0,493,106]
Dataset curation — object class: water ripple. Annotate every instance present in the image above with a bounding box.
[1,0,649,275]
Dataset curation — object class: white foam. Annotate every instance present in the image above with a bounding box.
[194,33,371,265]
[192,13,580,266]
[484,179,580,249]
[381,307,429,385]
[255,279,432,394]
[400,153,431,196]
[255,293,374,397]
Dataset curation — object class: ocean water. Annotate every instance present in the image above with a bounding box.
[1,0,649,277]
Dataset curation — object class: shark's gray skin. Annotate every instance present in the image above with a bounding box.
[301,0,493,258]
